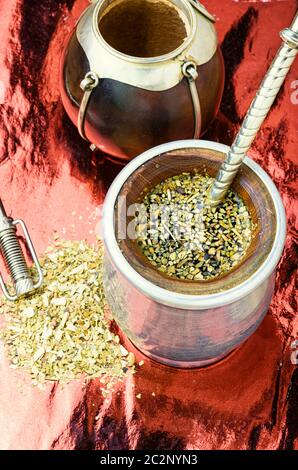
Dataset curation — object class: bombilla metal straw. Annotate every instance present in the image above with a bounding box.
[0,199,43,301]
[207,11,298,206]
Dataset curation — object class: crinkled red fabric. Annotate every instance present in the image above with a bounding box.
[0,0,297,450]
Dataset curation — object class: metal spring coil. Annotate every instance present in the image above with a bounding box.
[0,227,32,284]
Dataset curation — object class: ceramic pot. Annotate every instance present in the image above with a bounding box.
[102,140,286,367]
[60,0,224,162]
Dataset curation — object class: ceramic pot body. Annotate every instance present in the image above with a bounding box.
[60,0,224,162]
[102,140,286,368]
[103,255,276,367]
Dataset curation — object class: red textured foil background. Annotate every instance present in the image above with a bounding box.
[0,0,297,450]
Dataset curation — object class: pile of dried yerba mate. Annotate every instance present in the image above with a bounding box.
[0,238,135,394]
[135,172,253,280]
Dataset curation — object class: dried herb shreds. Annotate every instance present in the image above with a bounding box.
[136,172,253,280]
[1,239,134,391]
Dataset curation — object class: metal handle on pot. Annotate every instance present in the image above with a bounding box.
[78,71,100,150]
[182,61,201,139]
[79,62,202,144]
[207,11,298,206]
